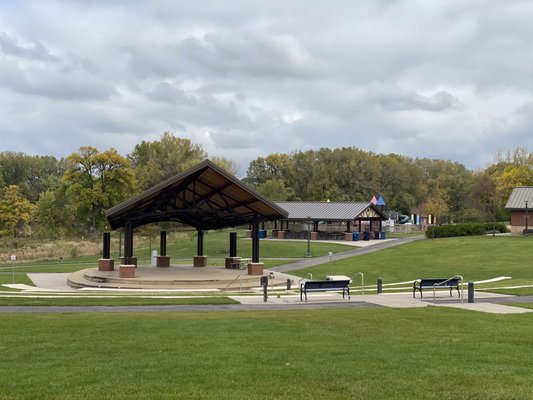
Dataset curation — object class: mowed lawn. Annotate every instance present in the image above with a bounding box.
[293,236,533,294]
[1,307,532,400]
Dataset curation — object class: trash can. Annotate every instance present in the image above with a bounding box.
[363,231,370,241]
[381,231,386,240]
[373,231,380,240]
[258,229,266,238]
[353,232,360,241]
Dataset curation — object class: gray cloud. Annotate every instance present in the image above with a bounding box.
[0,32,57,62]
[1,0,533,175]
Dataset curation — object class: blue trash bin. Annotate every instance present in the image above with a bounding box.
[381,231,386,240]
[363,231,370,241]
[258,230,266,238]
[373,231,380,240]
[353,232,360,241]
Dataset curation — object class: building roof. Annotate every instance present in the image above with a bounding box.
[274,201,387,221]
[106,160,288,231]
[505,187,533,210]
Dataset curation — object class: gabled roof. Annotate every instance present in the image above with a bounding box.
[274,201,387,221]
[106,160,288,230]
[505,187,533,209]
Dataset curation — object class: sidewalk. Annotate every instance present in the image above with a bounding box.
[230,290,533,314]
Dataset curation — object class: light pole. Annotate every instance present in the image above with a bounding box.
[525,200,529,237]
[306,217,311,258]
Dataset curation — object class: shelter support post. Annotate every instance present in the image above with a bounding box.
[98,231,114,271]
[248,222,264,275]
[156,230,170,267]
[194,229,208,267]
[225,231,241,269]
[119,222,136,277]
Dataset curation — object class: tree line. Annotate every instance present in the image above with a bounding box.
[1,131,532,238]
[244,147,533,224]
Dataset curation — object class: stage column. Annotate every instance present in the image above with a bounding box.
[194,229,208,267]
[98,232,114,271]
[119,222,136,278]
[248,222,264,275]
[157,230,170,267]
[225,231,241,269]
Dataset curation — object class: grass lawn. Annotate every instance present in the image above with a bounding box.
[0,307,532,399]
[292,236,533,294]
[0,296,237,307]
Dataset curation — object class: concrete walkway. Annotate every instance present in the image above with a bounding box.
[271,236,425,272]
[230,290,533,314]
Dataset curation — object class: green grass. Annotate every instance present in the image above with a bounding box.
[0,307,532,399]
[0,272,34,291]
[0,229,353,273]
[293,236,533,293]
[0,296,237,307]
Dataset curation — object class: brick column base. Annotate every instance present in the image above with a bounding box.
[98,258,114,271]
[345,232,353,241]
[156,256,170,268]
[311,231,319,240]
[277,230,286,239]
[245,230,252,238]
[247,262,264,275]
[193,256,208,268]
[119,265,136,278]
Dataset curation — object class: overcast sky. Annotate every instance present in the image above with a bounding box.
[1,0,533,175]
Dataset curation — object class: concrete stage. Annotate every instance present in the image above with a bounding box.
[67,265,277,291]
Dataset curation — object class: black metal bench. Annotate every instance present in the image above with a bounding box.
[300,280,351,302]
[413,278,461,298]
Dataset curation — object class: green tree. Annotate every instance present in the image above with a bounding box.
[210,156,239,176]
[255,178,296,201]
[63,146,136,233]
[0,185,35,237]
[35,188,74,239]
[128,132,207,190]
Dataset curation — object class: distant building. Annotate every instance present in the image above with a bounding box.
[505,187,533,235]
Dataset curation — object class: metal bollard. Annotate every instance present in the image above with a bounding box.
[287,278,291,290]
[468,281,474,303]
[260,276,268,302]
[377,277,383,294]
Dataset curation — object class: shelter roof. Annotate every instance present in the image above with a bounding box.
[106,160,288,230]
[505,187,533,209]
[274,201,387,221]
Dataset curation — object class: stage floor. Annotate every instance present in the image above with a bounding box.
[67,265,272,290]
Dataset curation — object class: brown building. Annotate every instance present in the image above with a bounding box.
[505,187,533,235]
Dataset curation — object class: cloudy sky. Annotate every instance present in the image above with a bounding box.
[1,0,533,175]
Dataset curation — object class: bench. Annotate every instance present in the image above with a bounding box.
[300,280,351,302]
[413,278,461,298]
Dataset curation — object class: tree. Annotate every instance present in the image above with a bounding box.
[210,156,239,176]
[128,132,207,190]
[255,178,296,201]
[35,188,74,238]
[63,146,136,232]
[0,185,35,237]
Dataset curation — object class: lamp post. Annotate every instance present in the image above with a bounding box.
[525,200,529,237]
[306,217,311,258]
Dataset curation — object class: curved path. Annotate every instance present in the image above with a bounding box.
[272,235,425,273]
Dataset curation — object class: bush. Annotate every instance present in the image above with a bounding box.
[425,223,499,238]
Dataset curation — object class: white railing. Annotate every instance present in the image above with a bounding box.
[351,272,365,295]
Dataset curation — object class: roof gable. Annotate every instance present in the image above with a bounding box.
[275,201,387,221]
[105,160,288,230]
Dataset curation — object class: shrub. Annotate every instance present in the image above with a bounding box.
[426,223,489,238]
